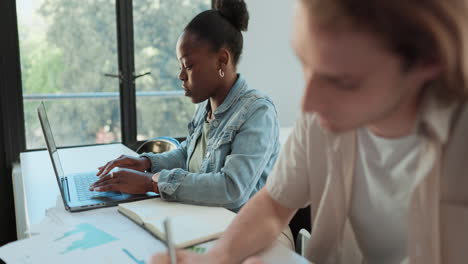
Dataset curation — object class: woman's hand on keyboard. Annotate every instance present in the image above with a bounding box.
[97,155,151,177]
[90,168,153,194]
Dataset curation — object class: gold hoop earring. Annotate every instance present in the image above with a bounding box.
[219,68,225,78]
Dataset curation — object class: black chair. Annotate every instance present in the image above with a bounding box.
[136,136,180,154]
[289,205,311,255]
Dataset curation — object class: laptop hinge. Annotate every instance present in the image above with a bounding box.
[62,177,71,202]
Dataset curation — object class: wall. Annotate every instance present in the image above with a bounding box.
[239,0,303,127]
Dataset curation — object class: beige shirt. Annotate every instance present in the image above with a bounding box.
[266,95,468,264]
[188,121,210,173]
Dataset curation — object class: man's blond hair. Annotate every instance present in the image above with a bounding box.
[301,0,468,104]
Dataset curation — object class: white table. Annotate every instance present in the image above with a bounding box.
[13,143,136,239]
[11,143,310,263]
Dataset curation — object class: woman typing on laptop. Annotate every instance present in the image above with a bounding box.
[91,0,281,215]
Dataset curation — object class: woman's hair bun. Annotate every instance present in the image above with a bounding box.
[214,0,249,32]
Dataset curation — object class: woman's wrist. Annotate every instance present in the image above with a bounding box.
[141,156,152,171]
[150,172,160,193]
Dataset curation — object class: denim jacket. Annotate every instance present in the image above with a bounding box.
[140,75,280,211]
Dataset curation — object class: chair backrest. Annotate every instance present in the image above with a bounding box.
[136,136,180,154]
[289,206,311,243]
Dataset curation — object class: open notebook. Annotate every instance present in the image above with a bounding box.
[118,198,236,248]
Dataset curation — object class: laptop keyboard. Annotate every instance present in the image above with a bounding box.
[74,173,121,201]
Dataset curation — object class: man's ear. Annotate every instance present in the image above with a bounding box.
[411,57,443,83]
[217,48,230,68]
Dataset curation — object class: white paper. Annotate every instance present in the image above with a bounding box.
[1,220,165,264]
[1,196,165,263]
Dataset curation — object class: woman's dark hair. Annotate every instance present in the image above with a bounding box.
[185,0,249,66]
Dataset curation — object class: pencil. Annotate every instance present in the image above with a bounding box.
[163,218,177,264]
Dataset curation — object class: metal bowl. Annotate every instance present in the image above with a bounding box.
[136,137,180,154]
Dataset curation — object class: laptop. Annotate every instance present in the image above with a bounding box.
[37,102,157,212]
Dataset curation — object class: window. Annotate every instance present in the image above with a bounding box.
[17,0,121,149]
[133,0,210,141]
[16,0,211,149]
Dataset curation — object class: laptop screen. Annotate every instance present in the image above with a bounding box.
[37,102,66,188]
